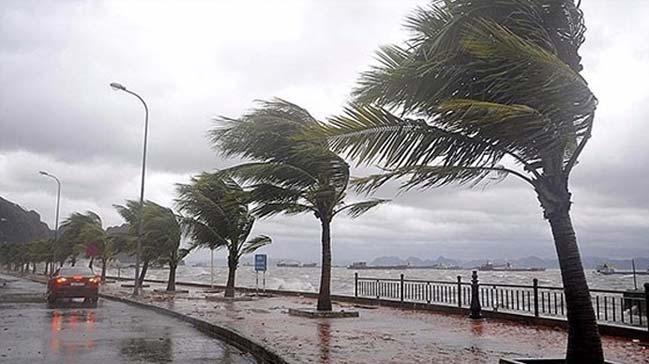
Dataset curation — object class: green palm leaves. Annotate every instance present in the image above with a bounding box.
[175,173,271,261]
[211,99,389,223]
[322,0,595,195]
[176,173,270,296]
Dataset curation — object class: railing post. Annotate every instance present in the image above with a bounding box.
[533,278,539,317]
[400,274,404,302]
[644,283,649,331]
[354,273,358,298]
[457,275,462,307]
[376,279,380,299]
[470,270,482,319]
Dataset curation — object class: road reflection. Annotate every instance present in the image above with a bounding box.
[470,319,484,336]
[49,309,97,355]
[317,321,331,364]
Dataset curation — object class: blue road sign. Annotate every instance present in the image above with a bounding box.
[254,254,267,272]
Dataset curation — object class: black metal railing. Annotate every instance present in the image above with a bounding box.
[354,272,649,331]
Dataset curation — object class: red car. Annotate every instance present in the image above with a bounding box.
[47,266,101,308]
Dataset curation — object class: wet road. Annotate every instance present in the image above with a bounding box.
[0,274,258,364]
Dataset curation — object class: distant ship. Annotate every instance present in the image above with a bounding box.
[347,261,462,270]
[347,261,410,270]
[276,260,318,268]
[478,261,545,272]
[277,261,300,268]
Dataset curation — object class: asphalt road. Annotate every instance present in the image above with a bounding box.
[0,273,259,364]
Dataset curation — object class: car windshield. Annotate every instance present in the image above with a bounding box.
[58,267,95,277]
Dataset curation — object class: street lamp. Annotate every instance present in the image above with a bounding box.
[110,81,149,296]
[39,171,61,274]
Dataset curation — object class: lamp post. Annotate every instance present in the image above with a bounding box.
[39,171,61,274]
[110,82,149,296]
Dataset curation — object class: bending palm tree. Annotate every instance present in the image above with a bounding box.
[211,100,388,311]
[176,173,271,297]
[115,200,184,289]
[139,203,187,291]
[318,1,601,362]
[59,211,126,281]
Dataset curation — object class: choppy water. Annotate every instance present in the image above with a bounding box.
[106,265,648,294]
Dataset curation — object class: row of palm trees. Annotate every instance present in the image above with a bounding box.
[205,1,603,362]
[1,175,271,296]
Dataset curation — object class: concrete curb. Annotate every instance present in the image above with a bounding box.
[99,292,292,364]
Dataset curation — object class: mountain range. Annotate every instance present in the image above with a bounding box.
[0,196,52,244]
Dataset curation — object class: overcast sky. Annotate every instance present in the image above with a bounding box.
[1,0,648,263]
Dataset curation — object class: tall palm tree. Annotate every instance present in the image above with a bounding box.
[210,100,388,310]
[176,173,271,297]
[318,1,601,362]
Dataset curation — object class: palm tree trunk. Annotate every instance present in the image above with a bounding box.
[548,210,604,363]
[167,263,177,291]
[100,258,107,282]
[317,218,332,311]
[225,255,237,297]
[138,260,149,287]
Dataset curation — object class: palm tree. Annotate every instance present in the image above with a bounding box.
[59,211,126,281]
[139,203,188,291]
[210,100,388,310]
[114,200,181,288]
[317,1,601,362]
[176,173,271,297]
[26,239,50,274]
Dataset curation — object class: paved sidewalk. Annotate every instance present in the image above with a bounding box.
[102,281,648,364]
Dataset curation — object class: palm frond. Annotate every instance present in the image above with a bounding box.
[334,199,390,218]
[240,235,272,256]
[252,202,315,219]
[322,104,505,170]
[352,164,522,194]
[220,162,318,190]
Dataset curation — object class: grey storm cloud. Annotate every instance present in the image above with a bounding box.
[1,0,648,263]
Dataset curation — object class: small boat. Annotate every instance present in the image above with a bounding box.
[596,263,649,276]
[596,263,616,274]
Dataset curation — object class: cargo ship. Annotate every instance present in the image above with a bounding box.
[477,261,545,272]
[346,261,462,270]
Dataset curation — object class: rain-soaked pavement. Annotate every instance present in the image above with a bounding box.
[0,274,258,364]
[100,280,648,364]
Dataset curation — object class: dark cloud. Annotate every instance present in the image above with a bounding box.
[1,0,647,262]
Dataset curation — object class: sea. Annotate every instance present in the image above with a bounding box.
[105,265,648,294]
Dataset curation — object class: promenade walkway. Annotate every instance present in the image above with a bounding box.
[101,280,648,363]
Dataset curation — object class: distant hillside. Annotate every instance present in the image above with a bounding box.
[0,196,52,244]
